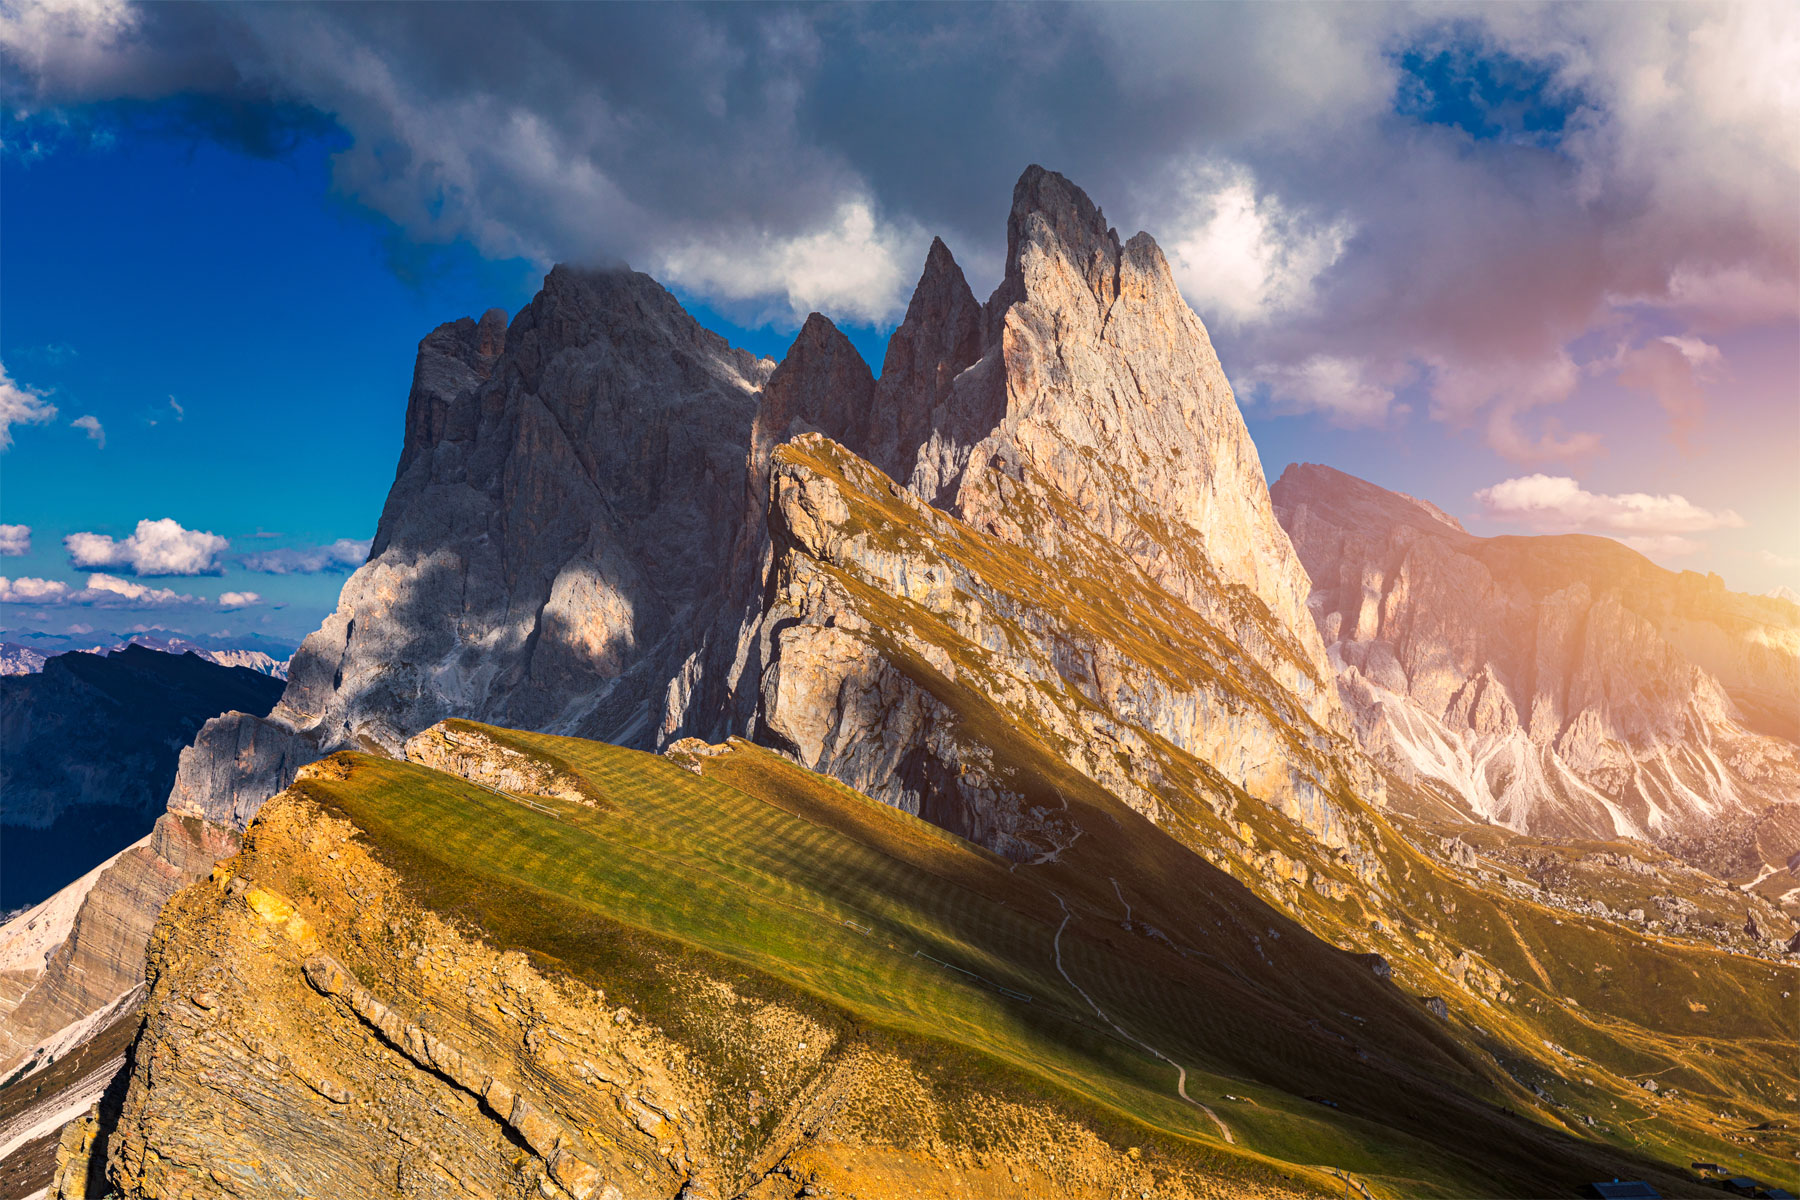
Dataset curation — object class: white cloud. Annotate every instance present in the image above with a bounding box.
[1153,160,1353,330]
[80,572,187,604]
[65,517,229,575]
[1475,474,1746,535]
[0,571,197,607]
[0,575,71,603]
[0,361,57,451]
[655,200,925,327]
[1757,549,1800,570]
[240,537,371,574]
[217,590,260,609]
[70,413,104,447]
[0,524,29,556]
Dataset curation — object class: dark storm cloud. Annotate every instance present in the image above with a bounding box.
[3,1,1794,461]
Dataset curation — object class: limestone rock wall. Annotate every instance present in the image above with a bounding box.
[1272,462,1800,863]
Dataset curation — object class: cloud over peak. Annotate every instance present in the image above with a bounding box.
[2,2,1793,465]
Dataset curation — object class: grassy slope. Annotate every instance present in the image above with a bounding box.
[767,437,1800,1192]
[292,724,1788,1198]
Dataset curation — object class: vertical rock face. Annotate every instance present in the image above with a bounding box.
[0,815,233,1076]
[170,265,778,835]
[878,168,1336,724]
[1272,462,1800,870]
[279,265,772,756]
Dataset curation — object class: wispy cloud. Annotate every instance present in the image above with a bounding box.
[1475,474,1745,537]
[240,537,370,574]
[0,361,57,450]
[70,413,105,447]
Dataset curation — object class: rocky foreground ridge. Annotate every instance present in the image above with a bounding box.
[9,168,1800,1198]
[1272,463,1800,893]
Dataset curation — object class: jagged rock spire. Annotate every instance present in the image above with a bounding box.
[865,165,1339,718]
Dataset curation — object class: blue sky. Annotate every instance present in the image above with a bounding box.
[0,117,897,647]
[2,4,1795,649]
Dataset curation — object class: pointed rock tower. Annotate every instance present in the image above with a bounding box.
[862,166,1337,725]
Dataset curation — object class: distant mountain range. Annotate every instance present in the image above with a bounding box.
[0,644,285,913]
[0,634,291,679]
[1272,462,1800,889]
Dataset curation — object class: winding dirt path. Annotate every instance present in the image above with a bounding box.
[1049,894,1234,1144]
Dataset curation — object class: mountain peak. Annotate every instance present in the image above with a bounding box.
[866,236,987,483]
[1008,164,1110,253]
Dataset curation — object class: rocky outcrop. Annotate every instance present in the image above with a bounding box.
[743,436,1385,871]
[877,169,1336,728]
[277,269,772,762]
[401,720,596,806]
[1271,462,1800,872]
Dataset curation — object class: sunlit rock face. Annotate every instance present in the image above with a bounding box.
[1272,462,1800,872]
[866,168,1338,729]
[726,168,1379,865]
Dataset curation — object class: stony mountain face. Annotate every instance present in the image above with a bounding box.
[165,165,1347,853]
[0,815,233,1076]
[830,169,1335,728]
[1271,462,1800,881]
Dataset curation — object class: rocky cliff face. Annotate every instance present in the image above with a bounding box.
[1271,462,1800,877]
[0,815,234,1077]
[865,169,1335,726]
[168,166,1345,857]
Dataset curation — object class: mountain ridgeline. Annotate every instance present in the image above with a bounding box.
[1272,463,1800,886]
[11,167,1799,1200]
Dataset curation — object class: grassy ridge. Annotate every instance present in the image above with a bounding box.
[286,727,1790,1197]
